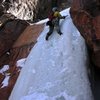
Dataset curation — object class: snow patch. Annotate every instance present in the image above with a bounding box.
[36,18,49,24]
[16,58,26,68]
[6,52,10,55]
[0,65,9,74]
[1,74,10,88]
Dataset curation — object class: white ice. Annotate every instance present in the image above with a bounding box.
[16,58,26,68]
[9,8,93,100]
[0,65,9,74]
[1,74,10,88]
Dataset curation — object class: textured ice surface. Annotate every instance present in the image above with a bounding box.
[9,8,93,100]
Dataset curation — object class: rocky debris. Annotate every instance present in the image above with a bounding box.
[0,22,44,100]
[4,0,70,22]
[0,13,16,26]
[6,0,52,21]
[0,4,5,16]
[70,0,100,68]
[0,0,11,16]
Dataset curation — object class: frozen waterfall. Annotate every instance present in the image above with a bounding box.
[9,8,93,100]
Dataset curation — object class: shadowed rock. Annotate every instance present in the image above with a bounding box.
[70,0,100,68]
[0,23,44,100]
[0,19,29,57]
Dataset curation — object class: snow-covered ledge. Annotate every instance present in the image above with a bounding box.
[9,8,93,100]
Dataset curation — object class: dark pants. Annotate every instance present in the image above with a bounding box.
[46,25,54,40]
[46,20,62,40]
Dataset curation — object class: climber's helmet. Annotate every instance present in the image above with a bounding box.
[52,7,58,12]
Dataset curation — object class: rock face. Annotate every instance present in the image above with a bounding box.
[0,19,29,58]
[0,0,70,21]
[0,0,51,21]
[70,0,100,68]
[0,1,70,99]
[0,18,44,99]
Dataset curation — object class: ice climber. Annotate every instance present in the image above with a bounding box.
[45,7,66,40]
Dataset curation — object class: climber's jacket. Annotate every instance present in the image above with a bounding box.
[47,11,65,26]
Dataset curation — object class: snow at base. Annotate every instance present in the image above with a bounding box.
[16,58,26,68]
[0,65,9,74]
[1,73,10,88]
[9,8,93,100]
[0,65,10,88]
